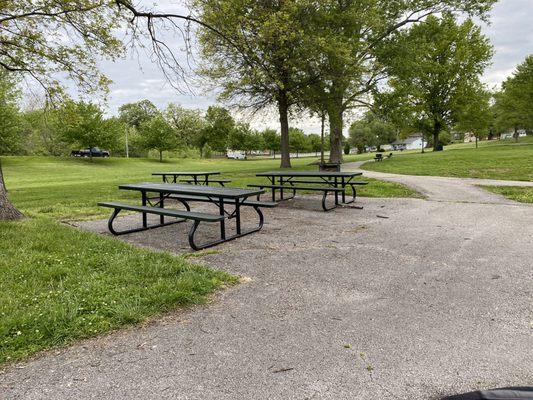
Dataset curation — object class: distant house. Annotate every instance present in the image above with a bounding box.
[391,134,424,151]
[501,129,527,140]
[464,132,476,143]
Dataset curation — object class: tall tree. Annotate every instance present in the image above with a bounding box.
[194,0,307,168]
[118,100,159,129]
[455,89,492,148]
[198,106,235,156]
[164,104,205,149]
[137,114,180,162]
[262,129,281,158]
[377,14,493,151]
[301,0,495,163]
[57,101,121,159]
[493,56,533,140]
[348,113,397,153]
[0,0,220,219]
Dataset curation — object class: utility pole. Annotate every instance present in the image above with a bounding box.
[125,127,130,158]
[320,111,326,164]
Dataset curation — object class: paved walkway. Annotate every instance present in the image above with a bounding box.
[1,182,532,399]
[344,161,533,204]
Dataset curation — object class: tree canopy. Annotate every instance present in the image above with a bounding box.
[493,55,533,138]
[377,14,493,150]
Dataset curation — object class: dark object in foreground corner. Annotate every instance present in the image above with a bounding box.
[443,387,533,400]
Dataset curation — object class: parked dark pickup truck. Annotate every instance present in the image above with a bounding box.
[71,147,110,158]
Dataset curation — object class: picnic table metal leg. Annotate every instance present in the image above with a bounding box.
[280,177,284,200]
[159,192,165,225]
[235,200,241,235]
[334,177,339,205]
[219,199,226,240]
[341,177,346,203]
[141,191,148,228]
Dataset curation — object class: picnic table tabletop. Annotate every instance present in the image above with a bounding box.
[119,182,263,199]
[256,171,363,178]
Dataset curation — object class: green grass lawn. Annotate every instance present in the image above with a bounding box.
[0,218,235,364]
[362,136,533,181]
[2,154,418,220]
[0,154,418,365]
[482,186,533,204]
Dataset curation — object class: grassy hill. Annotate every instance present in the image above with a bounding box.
[363,137,533,181]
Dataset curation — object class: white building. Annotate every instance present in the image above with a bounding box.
[391,135,425,151]
[501,129,527,140]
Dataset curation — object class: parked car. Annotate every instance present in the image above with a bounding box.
[71,147,110,158]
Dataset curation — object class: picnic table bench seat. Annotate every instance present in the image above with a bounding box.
[179,179,232,186]
[98,202,224,222]
[247,184,344,211]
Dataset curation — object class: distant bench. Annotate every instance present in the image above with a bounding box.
[248,184,344,211]
[374,153,393,162]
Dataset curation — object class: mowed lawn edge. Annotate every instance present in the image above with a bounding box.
[0,218,237,365]
[481,186,533,204]
[361,137,533,182]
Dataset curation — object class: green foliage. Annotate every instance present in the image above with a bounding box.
[164,103,205,148]
[0,1,125,99]
[137,114,180,162]
[19,107,66,156]
[349,114,397,153]
[344,143,351,155]
[289,128,310,153]
[202,144,213,159]
[57,101,121,154]
[308,134,322,154]
[378,14,493,149]
[262,129,281,153]
[227,123,265,152]
[118,100,159,129]
[198,106,235,155]
[0,72,22,155]
[455,89,492,140]
[493,56,533,135]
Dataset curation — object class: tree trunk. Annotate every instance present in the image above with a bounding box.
[0,158,24,221]
[159,150,163,162]
[433,131,439,151]
[327,101,344,164]
[278,90,291,168]
[514,126,519,142]
[432,121,442,152]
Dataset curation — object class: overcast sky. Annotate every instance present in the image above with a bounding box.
[95,0,533,133]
